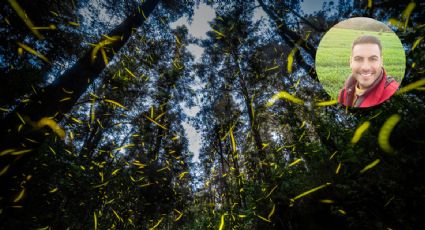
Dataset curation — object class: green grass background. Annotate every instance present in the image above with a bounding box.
[315,28,405,99]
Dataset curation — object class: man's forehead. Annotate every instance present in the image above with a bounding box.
[352,43,381,56]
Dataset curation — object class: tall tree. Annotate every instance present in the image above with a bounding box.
[0,0,195,207]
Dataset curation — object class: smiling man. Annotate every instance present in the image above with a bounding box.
[338,35,399,107]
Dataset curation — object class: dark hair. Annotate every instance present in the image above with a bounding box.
[352,35,382,54]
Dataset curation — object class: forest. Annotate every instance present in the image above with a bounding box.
[0,0,424,229]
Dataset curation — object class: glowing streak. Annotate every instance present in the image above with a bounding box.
[100,48,108,65]
[8,0,44,39]
[319,199,334,204]
[402,2,416,29]
[300,121,305,129]
[68,21,80,26]
[48,146,56,155]
[368,111,383,120]
[11,149,33,155]
[59,97,71,102]
[143,114,168,130]
[113,144,135,152]
[16,112,26,124]
[92,181,109,188]
[149,218,163,230]
[250,95,255,125]
[0,149,15,157]
[388,2,416,31]
[288,158,302,167]
[384,196,394,207]
[265,65,279,72]
[315,99,338,107]
[178,171,188,180]
[112,209,123,222]
[351,121,371,144]
[17,42,50,63]
[256,214,271,222]
[229,128,237,153]
[175,36,181,45]
[141,9,148,20]
[268,204,275,220]
[220,123,236,141]
[0,165,10,176]
[265,185,278,199]
[91,36,120,63]
[96,119,104,129]
[111,169,120,176]
[266,91,304,106]
[93,212,97,230]
[50,11,59,16]
[89,92,98,98]
[154,111,166,121]
[13,188,25,202]
[49,187,58,193]
[32,117,65,139]
[412,36,424,51]
[174,209,183,221]
[218,213,226,230]
[335,162,342,174]
[360,159,380,173]
[90,100,95,124]
[287,47,298,74]
[378,114,401,154]
[125,67,136,78]
[396,78,425,94]
[104,99,127,110]
[212,29,225,37]
[292,182,331,201]
[32,25,56,30]
[156,166,169,172]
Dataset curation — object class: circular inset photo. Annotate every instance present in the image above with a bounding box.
[316,17,405,108]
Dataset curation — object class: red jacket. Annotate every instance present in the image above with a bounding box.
[338,68,399,108]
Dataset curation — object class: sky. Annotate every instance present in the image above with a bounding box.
[301,0,328,14]
[171,1,328,162]
[171,4,214,162]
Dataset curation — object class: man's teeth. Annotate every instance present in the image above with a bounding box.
[360,73,372,77]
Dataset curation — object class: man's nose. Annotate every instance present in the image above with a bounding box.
[360,61,372,71]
